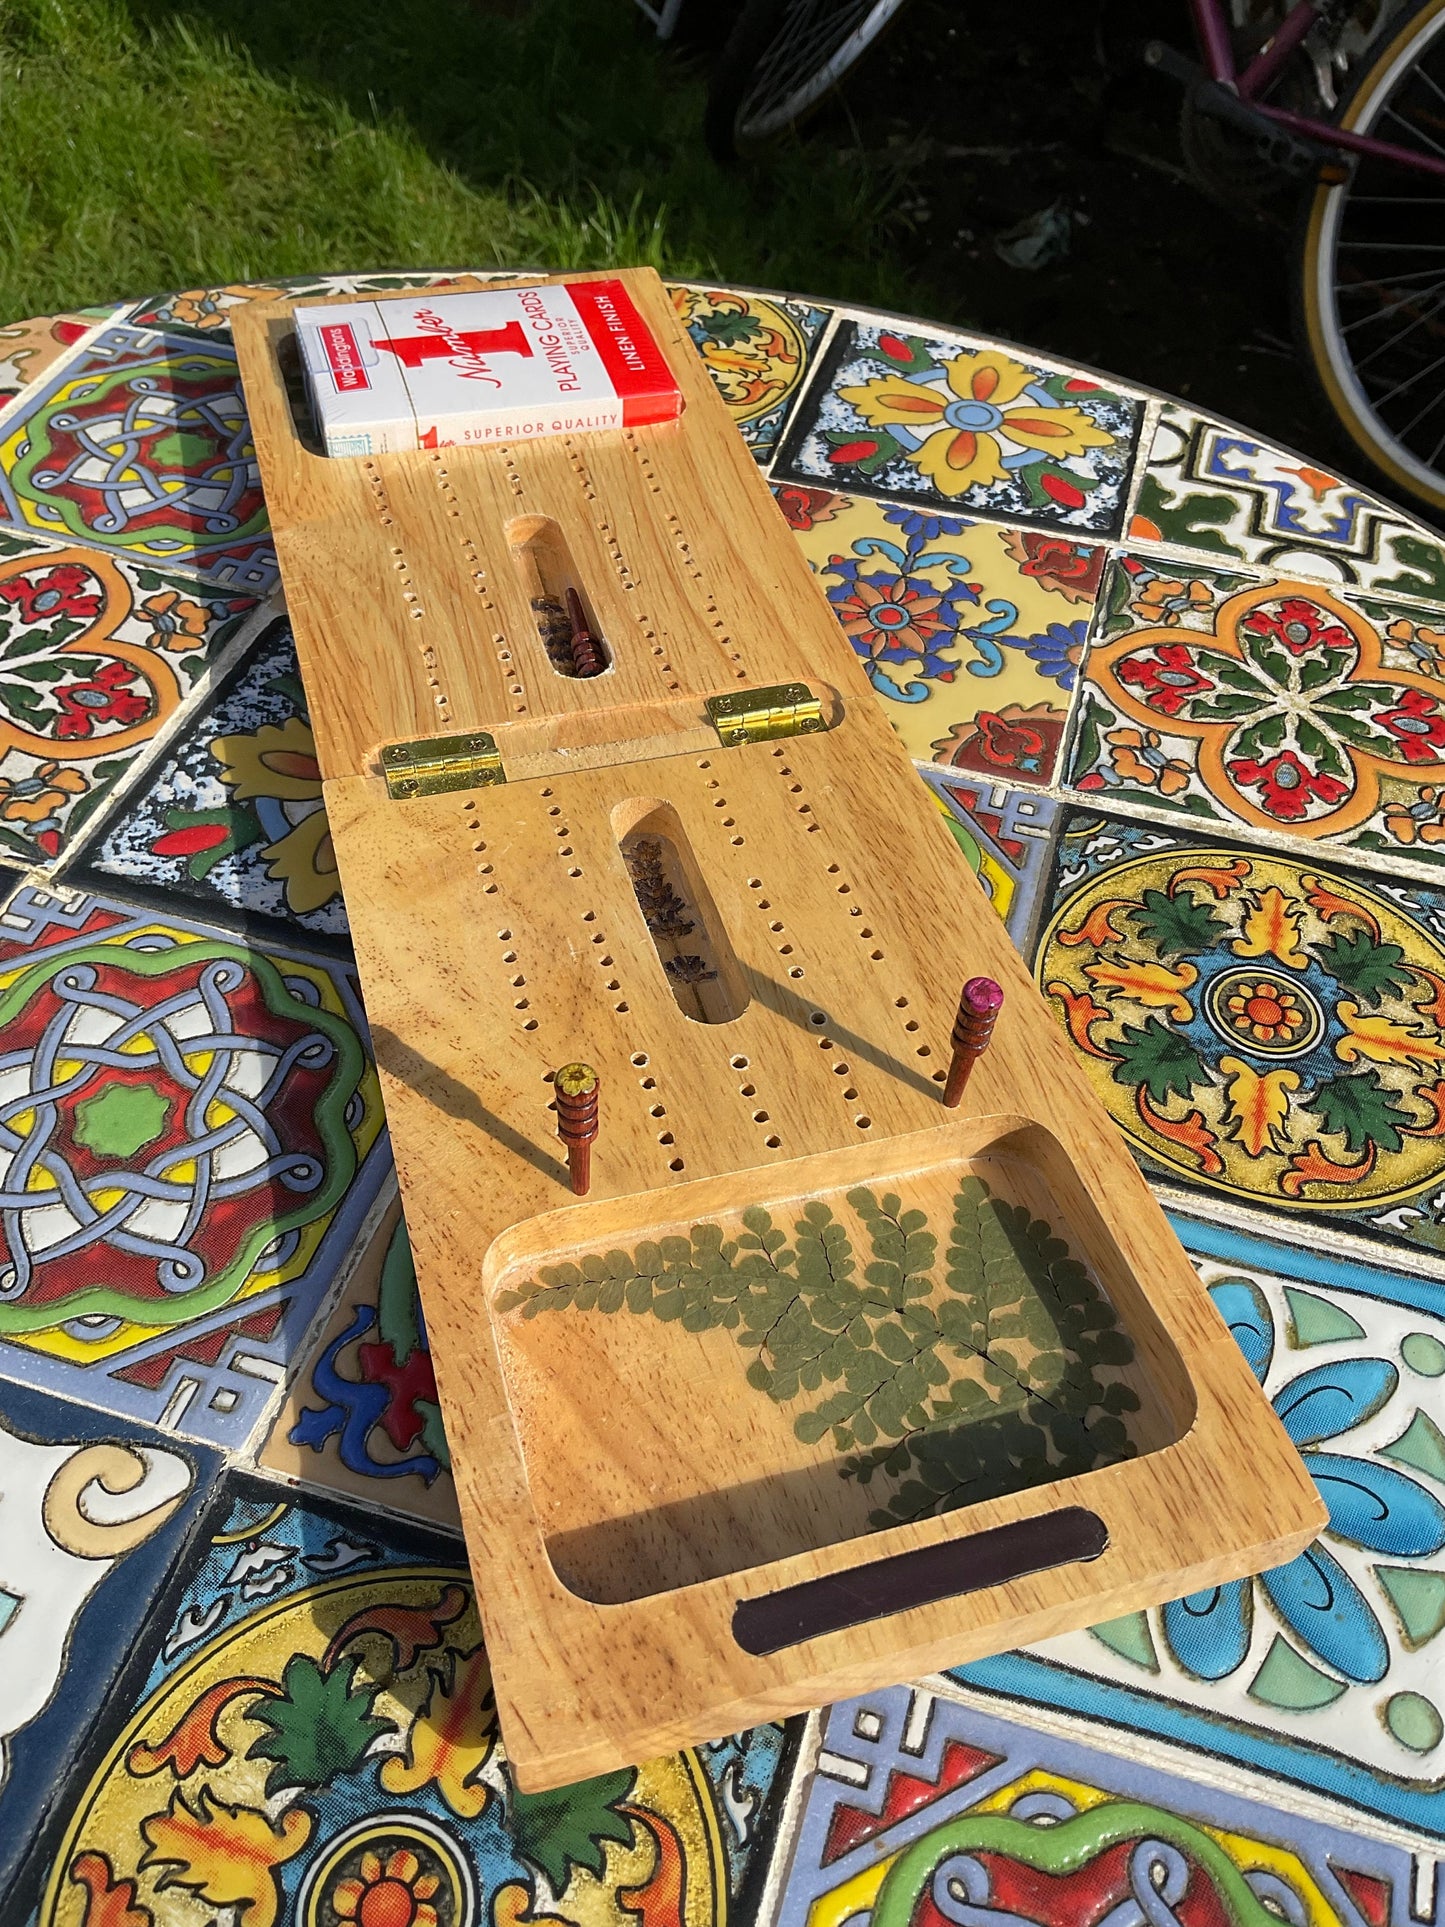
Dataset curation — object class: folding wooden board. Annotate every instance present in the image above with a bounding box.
[233,270,1325,1791]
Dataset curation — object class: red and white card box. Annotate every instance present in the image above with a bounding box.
[296,278,683,456]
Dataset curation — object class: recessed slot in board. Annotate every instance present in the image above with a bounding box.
[278,330,325,456]
[506,514,611,678]
[486,1120,1190,1605]
[613,796,749,1023]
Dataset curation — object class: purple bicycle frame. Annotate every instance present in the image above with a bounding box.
[1187,0,1445,178]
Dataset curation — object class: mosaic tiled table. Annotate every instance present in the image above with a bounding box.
[4,270,1445,1927]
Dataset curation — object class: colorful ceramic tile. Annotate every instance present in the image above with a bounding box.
[124,279,338,338]
[0,324,278,594]
[0,315,102,398]
[779,491,1102,784]
[669,284,831,464]
[956,1213,1445,1851]
[21,1471,794,1927]
[0,1378,218,1901]
[260,1186,459,1528]
[916,770,1061,951]
[1129,402,1445,604]
[987,1217,1445,1845]
[769,1677,1445,1927]
[1069,552,1445,877]
[0,528,258,870]
[773,320,1144,535]
[1034,806,1445,1260]
[0,881,389,1446]
[77,615,344,938]
[124,271,509,340]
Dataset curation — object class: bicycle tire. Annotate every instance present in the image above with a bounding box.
[1296,0,1445,514]
[703,0,909,164]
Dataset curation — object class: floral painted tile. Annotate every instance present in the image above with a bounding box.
[19,1471,795,1927]
[0,529,258,870]
[124,270,510,340]
[1031,1232,1445,1824]
[0,314,102,402]
[772,1679,1444,1925]
[260,1187,459,1528]
[0,880,389,1446]
[124,278,338,338]
[1068,550,1445,876]
[0,323,278,594]
[779,488,1103,783]
[76,615,343,938]
[772,320,1145,534]
[1033,806,1445,1261]
[0,1380,219,1903]
[916,770,1061,951]
[669,284,830,464]
[959,1213,1445,1848]
[1129,402,1445,605]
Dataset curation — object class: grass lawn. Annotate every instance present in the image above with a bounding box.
[0,0,929,321]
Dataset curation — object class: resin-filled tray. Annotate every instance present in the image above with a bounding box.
[491,1118,1183,1606]
[232,268,1325,1788]
[467,1109,1314,1776]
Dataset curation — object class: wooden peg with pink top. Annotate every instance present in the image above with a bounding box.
[943,977,1004,1107]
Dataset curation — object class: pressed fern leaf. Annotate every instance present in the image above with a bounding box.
[497,1177,1142,1529]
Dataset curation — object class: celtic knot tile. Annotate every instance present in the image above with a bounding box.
[0,885,386,1442]
[0,935,365,1332]
[0,326,277,593]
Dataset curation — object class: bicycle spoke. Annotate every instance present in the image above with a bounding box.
[1351,289,1445,367]
[1387,364,1445,441]
[1368,343,1445,414]
[1340,280,1445,334]
[1307,2,1445,500]
[1383,102,1445,159]
[743,10,871,111]
[1340,263,1445,285]
[737,0,900,136]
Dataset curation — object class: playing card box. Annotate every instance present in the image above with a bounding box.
[296,277,682,455]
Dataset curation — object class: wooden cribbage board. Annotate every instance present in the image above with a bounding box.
[233,271,1324,1791]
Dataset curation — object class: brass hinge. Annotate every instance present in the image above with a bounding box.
[381,730,505,799]
[705,683,824,748]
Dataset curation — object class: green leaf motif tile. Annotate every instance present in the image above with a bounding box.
[1248,1634,1347,1711]
[1382,1409,1445,1485]
[1284,1286,1365,1348]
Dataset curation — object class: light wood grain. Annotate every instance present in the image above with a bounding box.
[234,270,1326,1791]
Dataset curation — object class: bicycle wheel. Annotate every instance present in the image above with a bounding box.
[1297,0,1445,513]
[704,0,909,164]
